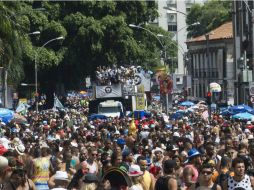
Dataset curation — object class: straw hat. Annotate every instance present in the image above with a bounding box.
[14,144,25,155]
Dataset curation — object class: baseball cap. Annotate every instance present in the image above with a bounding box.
[187,148,201,159]
[117,138,125,145]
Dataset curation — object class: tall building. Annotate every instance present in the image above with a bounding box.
[154,0,204,75]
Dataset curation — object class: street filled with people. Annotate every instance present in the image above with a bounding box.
[1,90,254,190]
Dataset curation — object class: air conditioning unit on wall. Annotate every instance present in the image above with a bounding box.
[176,76,183,84]
[168,14,177,22]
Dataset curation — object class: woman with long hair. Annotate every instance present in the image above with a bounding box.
[4,168,36,190]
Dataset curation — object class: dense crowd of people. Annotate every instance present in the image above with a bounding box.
[95,65,152,86]
[0,94,254,190]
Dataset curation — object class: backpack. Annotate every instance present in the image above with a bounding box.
[216,171,230,188]
[155,176,171,190]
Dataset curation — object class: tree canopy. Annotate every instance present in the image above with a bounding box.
[0,1,176,92]
[186,0,232,37]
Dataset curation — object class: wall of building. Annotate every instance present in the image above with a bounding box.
[156,0,194,75]
[188,39,235,105]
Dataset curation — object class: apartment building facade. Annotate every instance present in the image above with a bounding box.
[154,0,204,75]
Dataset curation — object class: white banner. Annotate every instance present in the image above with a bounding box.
[134,73,151,92]
[250,82,254,96]
[96,84,122,98]
[123,85,136,96]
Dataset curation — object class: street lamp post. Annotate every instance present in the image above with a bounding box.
[163,7,187,16]
[129,24,170,114]
[35,36,64,113]
[129,24,165,61]
[173,22,200,40]
[1,31,40,108]
[205,33,212,122]
[27,31,40,36]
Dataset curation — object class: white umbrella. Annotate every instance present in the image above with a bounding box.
[210,82,221,92]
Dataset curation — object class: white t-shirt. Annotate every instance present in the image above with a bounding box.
[51,188,67,190]
[129,184,143,190]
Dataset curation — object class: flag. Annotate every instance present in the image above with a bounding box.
[53,94,64,109]
[129,119,137,136]
[16,103,27,113]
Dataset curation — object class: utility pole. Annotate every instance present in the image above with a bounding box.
[205,33,211,122]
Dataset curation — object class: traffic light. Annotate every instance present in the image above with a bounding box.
[206,91,212,105]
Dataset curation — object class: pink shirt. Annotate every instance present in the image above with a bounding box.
[184,164,199,183]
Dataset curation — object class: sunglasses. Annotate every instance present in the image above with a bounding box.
[202,171,212,175]
[92,153,98,156]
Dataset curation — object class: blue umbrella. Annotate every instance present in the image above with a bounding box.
[220,109,232,116]
[179,101,195,106]
[88,114,107,121]
[171,112,184,120]
[228,104,252,114]
[232,112,254,120]
[0,108,14,123]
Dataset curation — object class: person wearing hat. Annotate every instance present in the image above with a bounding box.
[116,138,126,150]
[155,160,178,190]
[80,173,99,190]
[48,171,69,190]
[139,125,150,140]
[128,164,146,190]
[183,148,202,184]
[166,144,179,159]
[152,148,164,169]
[121,149,134,171]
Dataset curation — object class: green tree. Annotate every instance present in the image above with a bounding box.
[187,0,232,37]
[0,2,25,85]
[0,1,176,103]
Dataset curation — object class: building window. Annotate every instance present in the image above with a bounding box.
[168,24,177,32]
[167,13,177,32]
[166,0,176,6]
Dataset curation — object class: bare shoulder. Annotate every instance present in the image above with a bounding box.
[168,177,177,190]
[250,176,254,183]
[216,184,222,190]
[28,179,37,190]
